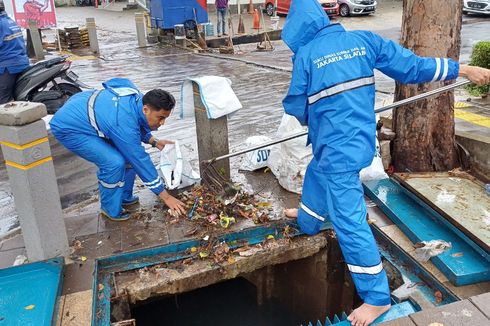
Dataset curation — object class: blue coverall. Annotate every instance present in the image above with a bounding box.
[50,78,164,218]
[0,11,29,104]
[282,0,459,307]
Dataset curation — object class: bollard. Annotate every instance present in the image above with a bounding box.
[192,82,231,181]
[27,20,44,60]
[135,12,147,47]
[0,102,69,261]
[86,17,100,55]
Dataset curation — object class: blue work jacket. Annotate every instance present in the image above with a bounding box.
[50,78,164,195]
[0,12,29,74]
[282,0,459,173]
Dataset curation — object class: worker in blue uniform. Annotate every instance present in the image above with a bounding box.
[50,78,186,221]
[0,0,29,104]
[281,0,490,325]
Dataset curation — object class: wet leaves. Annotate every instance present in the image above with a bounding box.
[434,290,443,304]
[24,305,35,310]
[451,252,464,257]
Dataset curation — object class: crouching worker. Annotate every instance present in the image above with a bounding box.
[50,78,186,221]
[281,0,490,325]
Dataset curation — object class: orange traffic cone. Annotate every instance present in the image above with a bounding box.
[252,9,260,30]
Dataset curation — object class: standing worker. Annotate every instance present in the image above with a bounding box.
[50,78,186,221]
[215,0,229,37]
[0,0,29,104]
[282,0,490,325]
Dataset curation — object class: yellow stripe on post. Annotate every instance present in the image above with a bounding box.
[0,137,49,150]
[454,109,490,129]
[5,157,53,170]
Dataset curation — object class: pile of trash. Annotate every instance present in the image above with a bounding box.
[176,185,272,229]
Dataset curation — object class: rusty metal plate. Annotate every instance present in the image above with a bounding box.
[394,172,490,253]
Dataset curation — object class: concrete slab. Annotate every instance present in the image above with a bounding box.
[0,233,24,251]
[74,229,122,259]
[65,213,99,241]
[62,260,95,295]
[60,290,92,326]
[379,317,417,326]
[0,247,25,269]
[409,300,490,326]
[0,102,46,126]
[470,292,490,319]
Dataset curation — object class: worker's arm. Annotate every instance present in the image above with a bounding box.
[458,64,490,86]
[109,126,185,214]
[366,32,459,84]
[282,53,309,125]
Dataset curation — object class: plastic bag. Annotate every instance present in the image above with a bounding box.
[267,114,312,194]
[240,136,272,171]
[359,138,389,182]
[159,140,200,190]
[413,240,452,262]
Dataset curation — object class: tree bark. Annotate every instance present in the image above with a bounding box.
[392,0,462,172]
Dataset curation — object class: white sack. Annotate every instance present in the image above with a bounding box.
[240,136,272,171]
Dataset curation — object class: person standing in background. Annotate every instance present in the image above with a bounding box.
[215,0,229,37]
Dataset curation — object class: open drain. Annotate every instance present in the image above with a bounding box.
[92,223,456,325]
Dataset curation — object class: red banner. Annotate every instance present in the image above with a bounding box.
[11,0,57,29]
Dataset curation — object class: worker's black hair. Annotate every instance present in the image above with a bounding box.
[0,1,5,12]
[143,89,175,111]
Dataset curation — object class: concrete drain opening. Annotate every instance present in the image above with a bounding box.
[95,224,448,325]
[125,239,356,326]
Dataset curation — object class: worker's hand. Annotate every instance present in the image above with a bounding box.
[459,64,490,86]
[156,139,174,151]
[159,190,186,215]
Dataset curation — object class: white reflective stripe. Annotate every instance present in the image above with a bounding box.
[440,58,449,81]
[147,181,163,190]
[99,180,125,188]
[88,90,106,138]
[308,76,375,104]
[431,58,441,82]
[144,176,161,187]
[300,203,325,222]
[3,32,23,41]
[347,262,383,275]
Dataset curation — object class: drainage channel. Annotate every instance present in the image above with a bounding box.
[92,222,455,326]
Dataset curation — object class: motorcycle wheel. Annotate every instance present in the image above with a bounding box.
[47,83,82,114]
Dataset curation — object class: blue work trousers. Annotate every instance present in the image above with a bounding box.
[52,131,136,217]
[297,161,391,306]
[0,70,18,104]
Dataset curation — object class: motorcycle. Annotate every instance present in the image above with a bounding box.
[13,56,90,114]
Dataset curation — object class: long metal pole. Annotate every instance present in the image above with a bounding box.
[203,79,471,164]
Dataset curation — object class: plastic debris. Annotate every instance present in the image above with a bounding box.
[190,247,198,253]
[13,255,28,266]
[219,212,236,228]
[81,256,87,262]
[266,235,275,240]
[414,240,452,262]
[199,252,209,258]
[24,305,35,310]
[98,284,104,291]
[203,235,209,241]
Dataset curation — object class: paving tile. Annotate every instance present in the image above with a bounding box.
[64,213,98,241]
[62,259,95,295]
[0,233,24,251]
[379,317,416,325]
[74,229,122,259]
[442,280,490,300]
[0,247,26,269]
[120,221,169,252]
[469,292,490,319]
[409,299,490,326]
[60,290,92,326]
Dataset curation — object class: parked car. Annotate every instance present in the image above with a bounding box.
[265,0,339,17]
[337,0,376,17]
[463,0,490,15]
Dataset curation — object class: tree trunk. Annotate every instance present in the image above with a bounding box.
[392,0,462,172]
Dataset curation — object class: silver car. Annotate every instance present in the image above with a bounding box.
[337,0,377,16]
[463,0,490,15]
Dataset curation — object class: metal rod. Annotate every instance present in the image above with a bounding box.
[204,79,471,164]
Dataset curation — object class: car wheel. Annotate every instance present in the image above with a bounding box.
[340,4,350,17]
[266,3,274,16]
